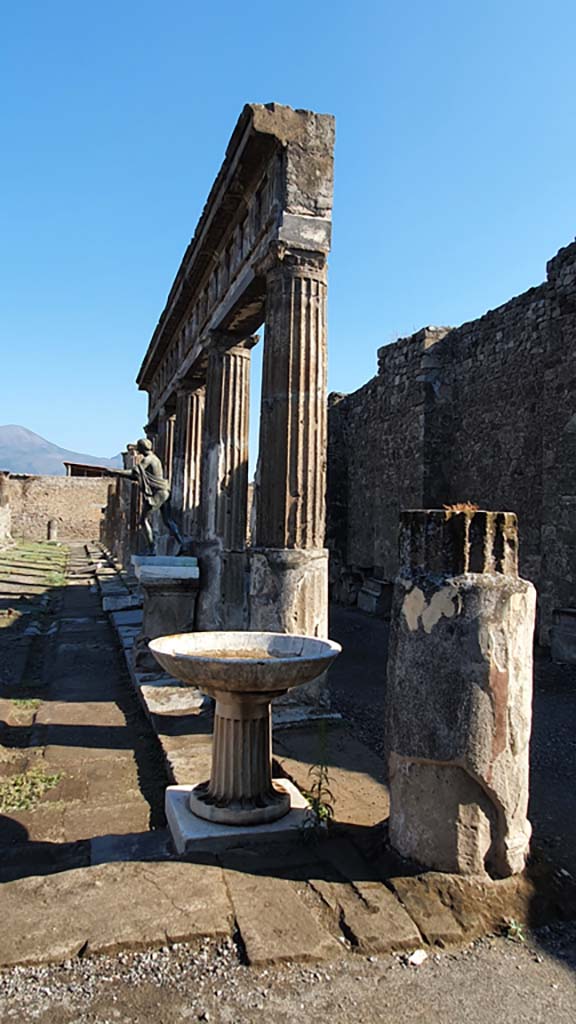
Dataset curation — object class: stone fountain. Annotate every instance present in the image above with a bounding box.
[149,631,341,848]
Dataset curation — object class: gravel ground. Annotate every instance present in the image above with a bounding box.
[0,923,575,1023]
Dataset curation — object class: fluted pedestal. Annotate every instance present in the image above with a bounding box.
[188,690,290,825]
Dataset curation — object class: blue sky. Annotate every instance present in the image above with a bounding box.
[1,1,575,459]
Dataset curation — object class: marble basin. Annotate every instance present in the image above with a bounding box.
[148,631,341,695]
[148,631,341,827]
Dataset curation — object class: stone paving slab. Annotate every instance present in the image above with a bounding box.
[389,871,549,943]
[309,875,421,953]
[0,861,233,968]
[223,869,343,965]
[110,608,144,627]
[103,593,142,612]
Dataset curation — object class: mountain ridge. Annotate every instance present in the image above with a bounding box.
[0,425,123,476]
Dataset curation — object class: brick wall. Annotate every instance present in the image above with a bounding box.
[328,239,576,641]
[6,476,110,541]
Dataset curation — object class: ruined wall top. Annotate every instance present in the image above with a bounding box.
[398,509,519,579]
[137,103,335,421]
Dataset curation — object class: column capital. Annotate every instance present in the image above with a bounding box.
[208,330,259,357]
[256,241,327,282]
[174,375,206,398]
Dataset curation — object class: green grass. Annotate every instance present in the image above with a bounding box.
[11,698,41,711]
[44,571,66,587]
[0,765,62,812]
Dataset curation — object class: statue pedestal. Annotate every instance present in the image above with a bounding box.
[132,556,200,670]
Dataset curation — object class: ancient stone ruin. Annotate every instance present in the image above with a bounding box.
[116,104,335,658]
[386,509,535,877]
[326,240,576,649]
[98,102,544,874]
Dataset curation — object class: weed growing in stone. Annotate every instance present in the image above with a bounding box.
[502,918,527,942]
[11,698,41,711]
[0,765,62,812]
[301,721,335,840]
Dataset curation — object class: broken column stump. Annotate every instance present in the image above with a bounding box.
[386,509,535,878]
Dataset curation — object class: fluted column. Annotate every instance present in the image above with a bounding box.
[200,334,256,545]
[165,413,176,485]
[250,250,329,662]
[256,251,327,549]
[196,334,257,629]
[172,385,205,536]
[155,408,174,480]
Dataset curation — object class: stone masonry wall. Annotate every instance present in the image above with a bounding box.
[0,474,11,544]
[328,239,576,642]
[326,327,449,595]
[6,476,110,541]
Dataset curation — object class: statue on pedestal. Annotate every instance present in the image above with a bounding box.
[111,438,184,555]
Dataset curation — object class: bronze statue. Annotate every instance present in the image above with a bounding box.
[111,438,184,555]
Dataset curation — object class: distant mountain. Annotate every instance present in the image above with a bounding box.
[0,425,123,476]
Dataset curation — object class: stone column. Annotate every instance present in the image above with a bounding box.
[250,250,329,655]
[165,413,176,485]
[155,408,176,483]
[171,385,205,537]
[386,509,535,878]
[196,334,257,629]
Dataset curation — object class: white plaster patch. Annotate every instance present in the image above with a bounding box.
[402,585,457,633]
[402,587,426,631]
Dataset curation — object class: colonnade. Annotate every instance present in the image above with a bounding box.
[146,248,329,638]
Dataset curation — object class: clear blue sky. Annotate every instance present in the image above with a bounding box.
[1,1,575,459]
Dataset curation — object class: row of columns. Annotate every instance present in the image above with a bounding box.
[147,248,329,638]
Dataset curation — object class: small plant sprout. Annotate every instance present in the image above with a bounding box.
[301,721,336,840]
[502,918,526,943]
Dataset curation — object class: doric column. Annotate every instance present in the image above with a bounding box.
[171,385,205,536]
[256,250,327,550]
[196,334,257,628]
[165,413,176,484]
[200,334,256,547]
[250,249,329,665]
[155,407,176,483]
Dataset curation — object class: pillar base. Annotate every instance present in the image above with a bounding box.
[188,779,290,826]
[195,540,248,631]
[166,781,309,854]
[131,557,199,669]
[249,548,329,707]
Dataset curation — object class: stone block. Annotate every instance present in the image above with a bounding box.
[550,608,576,663]
[165,780,309,854]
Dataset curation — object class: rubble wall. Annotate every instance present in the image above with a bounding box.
[328,240,576,640]
[6,476,110,540]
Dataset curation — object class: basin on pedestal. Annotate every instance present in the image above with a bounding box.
[149,631,341,826]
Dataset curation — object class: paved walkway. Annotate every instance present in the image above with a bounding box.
[0,541,574,973]
[0,542,168,883]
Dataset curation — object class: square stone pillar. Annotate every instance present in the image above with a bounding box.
[196,334,257,630]
[386,509,536,878]
[132,556,200,671]
[250,249,329,649]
